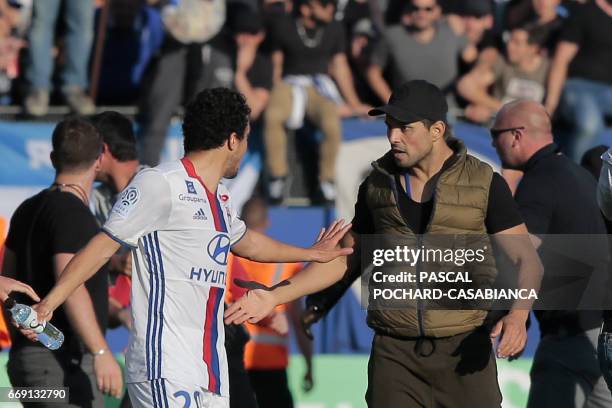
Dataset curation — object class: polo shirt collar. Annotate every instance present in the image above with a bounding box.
[522,143,560,172]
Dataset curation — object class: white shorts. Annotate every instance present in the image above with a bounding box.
[127,379,230,408]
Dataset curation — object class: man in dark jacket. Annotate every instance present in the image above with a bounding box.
[226,81,543,407]
[492,100,611,407]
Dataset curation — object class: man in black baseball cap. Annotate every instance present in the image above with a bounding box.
[224,79,541,407]
[368,79,448,124]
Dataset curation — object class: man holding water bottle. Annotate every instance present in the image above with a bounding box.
[1,118,123,405]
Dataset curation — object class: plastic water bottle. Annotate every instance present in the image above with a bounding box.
[5,298,64,350]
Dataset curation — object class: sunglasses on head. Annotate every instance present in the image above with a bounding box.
[490,126,525,139]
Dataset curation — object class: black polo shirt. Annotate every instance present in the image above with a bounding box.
[515,143,608,235]
[514,143,609,335]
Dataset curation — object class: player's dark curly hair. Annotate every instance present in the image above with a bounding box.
[183,88,251,153]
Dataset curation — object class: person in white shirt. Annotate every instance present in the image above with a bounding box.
[31,88,352,408]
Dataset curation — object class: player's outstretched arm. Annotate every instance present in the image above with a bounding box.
[232,219,353,263]
[225,231,358,325]
[34,232,121,321]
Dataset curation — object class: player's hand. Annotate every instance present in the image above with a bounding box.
[94,351,123,399]
[309,220,353,263]
[0,276,40,303]
[32,302,53,324]
[490,310,528,359]
[225,288,278,325]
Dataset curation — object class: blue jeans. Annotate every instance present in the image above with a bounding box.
[598,331,612,393]
[558,78,612,161]
[26,0,94,91]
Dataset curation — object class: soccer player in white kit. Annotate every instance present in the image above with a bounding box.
[32,88,352,407]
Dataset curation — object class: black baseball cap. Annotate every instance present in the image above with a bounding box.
[368,80,448,123]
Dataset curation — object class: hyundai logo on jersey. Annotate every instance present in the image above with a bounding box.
[185,180,197,194]
[207,234,231,265]
[189,267,226,285]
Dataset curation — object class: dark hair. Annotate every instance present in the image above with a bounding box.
[90,111,138,161]
[182,88,251,153]
[51,117,103,172]
[515,23,547,48]
[296,0,336,13]
[421,119,452,141]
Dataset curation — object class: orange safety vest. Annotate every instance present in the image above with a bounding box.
[227,255,301,370]
[0,216,12,349]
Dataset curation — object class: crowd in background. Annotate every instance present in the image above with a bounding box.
[0,0,610,202]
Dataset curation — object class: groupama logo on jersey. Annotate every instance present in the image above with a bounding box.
[113,186,140,218]
[207,234,231,265]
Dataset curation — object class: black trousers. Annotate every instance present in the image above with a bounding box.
[366,328,502,408]
[248,369,294,408]
[7,346,105,408]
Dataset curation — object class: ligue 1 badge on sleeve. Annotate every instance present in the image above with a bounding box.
[113,187,140,218]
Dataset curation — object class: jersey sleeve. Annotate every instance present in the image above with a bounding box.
[103,168,172,248]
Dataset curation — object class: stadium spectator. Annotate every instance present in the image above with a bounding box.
[505,0,566,53]
[32,88,351,407]
[137,1,273,166]
[345,18,381,106]
[2,118,122,405]
[228,196,313,408]
[491,100,612,407]
[544,0,612,161]
[23,0,97,116]
[457,24,550,124]
[95,0,165,105]
[365,0,477,104]
[453,0,499,74]
[264,0,371,205]
[222,4,273,121]
[227,81,543,407]
[529,0,566,56]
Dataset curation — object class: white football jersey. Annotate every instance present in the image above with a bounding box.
[103,158,247,397]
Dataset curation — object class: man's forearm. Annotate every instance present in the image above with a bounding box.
[545,64,567,114]
[457,77,501,110]
[306,249,362,312]
[273,257,348,305]
[366,65,392,103]
[64,286,110,354]
[232,230,315,263]
[332,55,361,107]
